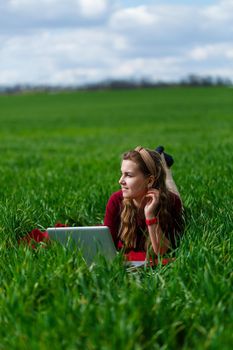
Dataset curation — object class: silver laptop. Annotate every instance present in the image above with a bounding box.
[47,226,146,268]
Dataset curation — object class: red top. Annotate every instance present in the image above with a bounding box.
[104,190,183,261]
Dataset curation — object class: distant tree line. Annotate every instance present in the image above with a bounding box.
[0,74,232,94]
[180,74,232,87]
[85,75,232,90]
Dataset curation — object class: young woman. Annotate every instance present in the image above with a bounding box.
[104,146,183,261]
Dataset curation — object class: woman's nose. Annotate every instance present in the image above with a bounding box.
[119,175,125,185]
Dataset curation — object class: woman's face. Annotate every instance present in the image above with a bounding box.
[119,159,150,202]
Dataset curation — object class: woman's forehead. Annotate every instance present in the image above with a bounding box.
[121,159,139,172]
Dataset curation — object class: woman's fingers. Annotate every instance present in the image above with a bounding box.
[145,192,159,206]
[146,188,160,195]
[143,189,160,215]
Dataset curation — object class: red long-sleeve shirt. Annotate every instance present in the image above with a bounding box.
[104,190,183,258]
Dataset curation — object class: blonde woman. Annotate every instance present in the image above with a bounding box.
[104,146,183,261]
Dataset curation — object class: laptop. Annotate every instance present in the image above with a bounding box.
[47,226,146,268]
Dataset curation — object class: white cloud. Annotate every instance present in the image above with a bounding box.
[202,0,233,22]
[226,49,233,59]
[110,6,156,29]
[78,0,108,18]
[5,0,109,25]
[109,4,202,55]
[8,0,64,14]
[0,29,124,85]
[189,43,233,61]
[110,57,184,82]
[189,47,209,61]
[0,0,233,86]
[10,0,57,6]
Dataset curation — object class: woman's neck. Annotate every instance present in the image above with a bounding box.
[133,196,145,209]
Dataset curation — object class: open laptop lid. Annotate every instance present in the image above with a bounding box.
[47,226,148,268]
[47,226,117,265]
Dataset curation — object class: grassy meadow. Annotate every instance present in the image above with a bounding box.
[0,87,232,349]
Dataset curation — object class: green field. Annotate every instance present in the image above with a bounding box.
[0,87,232,349]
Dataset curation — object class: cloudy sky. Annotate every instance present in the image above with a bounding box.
[0,0,233,86]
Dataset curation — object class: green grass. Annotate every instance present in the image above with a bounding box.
[0,87,232,349]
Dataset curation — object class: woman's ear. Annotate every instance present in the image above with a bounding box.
[147,176,155,189]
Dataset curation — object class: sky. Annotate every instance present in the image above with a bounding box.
[0,0,233,86]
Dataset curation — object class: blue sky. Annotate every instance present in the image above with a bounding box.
[121,1,216,4]
[0,0,233,86]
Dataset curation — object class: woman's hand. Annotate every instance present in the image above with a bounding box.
[143,188,160,219]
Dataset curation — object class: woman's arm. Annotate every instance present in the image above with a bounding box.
[146,220,170,255]
[144,188,171,255]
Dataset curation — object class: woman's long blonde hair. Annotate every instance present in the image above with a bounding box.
[119,147,172,249]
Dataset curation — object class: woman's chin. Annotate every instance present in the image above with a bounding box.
[122,190,131,198]
[122,193,130,198]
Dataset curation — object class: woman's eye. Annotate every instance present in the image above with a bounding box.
[120,173,133,177]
